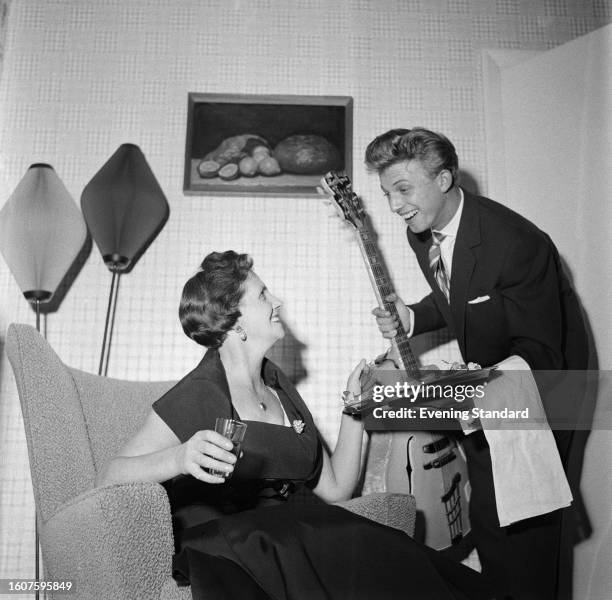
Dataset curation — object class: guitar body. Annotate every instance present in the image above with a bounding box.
[366,359,472,550]
[321,171,472,552]
[385,430,471,550]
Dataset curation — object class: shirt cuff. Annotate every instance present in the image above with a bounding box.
[405,306,415,337]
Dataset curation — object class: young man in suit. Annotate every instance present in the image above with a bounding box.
[365,127,587,600]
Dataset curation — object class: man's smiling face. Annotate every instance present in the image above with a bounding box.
[379,160,455,233]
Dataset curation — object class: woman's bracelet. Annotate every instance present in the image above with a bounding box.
[341,390,360,404]
[341,390,363,416]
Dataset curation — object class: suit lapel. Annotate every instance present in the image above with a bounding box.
[450,190,481,357]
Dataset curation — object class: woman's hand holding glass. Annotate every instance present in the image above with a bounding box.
[175,430,237,483]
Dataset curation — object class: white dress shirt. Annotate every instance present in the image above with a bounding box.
[432,188,464,279]
[405,189,464,335]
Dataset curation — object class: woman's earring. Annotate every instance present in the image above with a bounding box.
[236,325,247,342]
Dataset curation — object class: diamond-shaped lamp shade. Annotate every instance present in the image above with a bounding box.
[0,164,87,302]
[81,144,169,272]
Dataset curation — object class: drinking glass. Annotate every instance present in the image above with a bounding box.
[209,417,247,479]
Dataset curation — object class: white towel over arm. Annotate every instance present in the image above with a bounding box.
[468,355,573,527]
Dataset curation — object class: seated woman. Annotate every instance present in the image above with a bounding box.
[97,250,491,600]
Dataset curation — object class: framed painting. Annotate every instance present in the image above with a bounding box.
[184,93,353,196]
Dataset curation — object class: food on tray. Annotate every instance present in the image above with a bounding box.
[197,160,221,178]
[197,134,280,180]
[203,134,269,166]
[251,146,271,161]
[257,156,281,176]
[218,163,240,180]
[196,132,342,181]
[238,156,258,177]
[274,134,342,174]
[243,139,270,156]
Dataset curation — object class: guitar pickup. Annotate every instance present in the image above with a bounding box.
[422,437,450,454]
[423,450,456,470]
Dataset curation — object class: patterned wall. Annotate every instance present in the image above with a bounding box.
[0,1,10,83]
[0,0,610,580]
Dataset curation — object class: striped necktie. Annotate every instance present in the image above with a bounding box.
[429,231,450,302]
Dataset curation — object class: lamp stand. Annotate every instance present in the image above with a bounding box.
[35,522,40,600]
[98,269,122,377]
[34,299,41,599]
[25,292,51,600]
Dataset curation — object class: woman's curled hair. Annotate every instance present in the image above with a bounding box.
[180,251,253,348]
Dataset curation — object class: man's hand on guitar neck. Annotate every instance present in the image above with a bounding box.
[371,293,413,339]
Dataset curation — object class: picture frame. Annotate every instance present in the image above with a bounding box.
[183,93,353,196]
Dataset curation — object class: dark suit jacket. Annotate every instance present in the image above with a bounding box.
[408,190,587,371]
[407,192,587,593]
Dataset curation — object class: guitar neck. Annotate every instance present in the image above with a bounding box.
[356,225,421,379]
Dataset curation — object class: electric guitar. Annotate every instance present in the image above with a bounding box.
[321,171,473,551]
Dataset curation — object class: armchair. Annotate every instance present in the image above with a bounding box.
[6,323,415,599]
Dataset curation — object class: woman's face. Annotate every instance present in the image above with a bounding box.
[237,271,284,346]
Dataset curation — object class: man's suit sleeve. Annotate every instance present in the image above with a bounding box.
[409,292,447,335]
[499,232,564,370]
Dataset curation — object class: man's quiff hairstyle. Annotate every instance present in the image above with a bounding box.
[179,251,253,349]
[364,127,458,182]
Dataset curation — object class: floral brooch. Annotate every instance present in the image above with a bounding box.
[292,419,305,434]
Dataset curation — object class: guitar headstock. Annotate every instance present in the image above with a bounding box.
[320,171,366,231]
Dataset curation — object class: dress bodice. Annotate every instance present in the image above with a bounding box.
[152,349,323,534]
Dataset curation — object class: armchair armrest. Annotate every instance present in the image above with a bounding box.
[335,492,416,536]
[41,482,174,600]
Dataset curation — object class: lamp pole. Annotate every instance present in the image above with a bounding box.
[98,254,129,377]
[23,291,52,600]
[24,291,51,333]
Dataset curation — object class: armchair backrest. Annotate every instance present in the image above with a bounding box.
[6,323,174,522]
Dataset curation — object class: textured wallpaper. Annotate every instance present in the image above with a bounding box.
[0,0,610,579]
[0,0,11,82]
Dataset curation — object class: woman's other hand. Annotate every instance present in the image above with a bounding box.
[345,359,367,397]
[315,359,368,503]
[175,430,237,484]
[374,345,402,369]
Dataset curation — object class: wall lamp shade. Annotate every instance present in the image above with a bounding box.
[80,144,169,376]
[0,164,87,302]
[0,164,87,599]
[81,144,169,272]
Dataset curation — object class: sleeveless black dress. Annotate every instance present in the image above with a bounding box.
[153,349,492,600]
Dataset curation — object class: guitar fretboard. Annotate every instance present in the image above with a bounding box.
[358,227,421,379]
